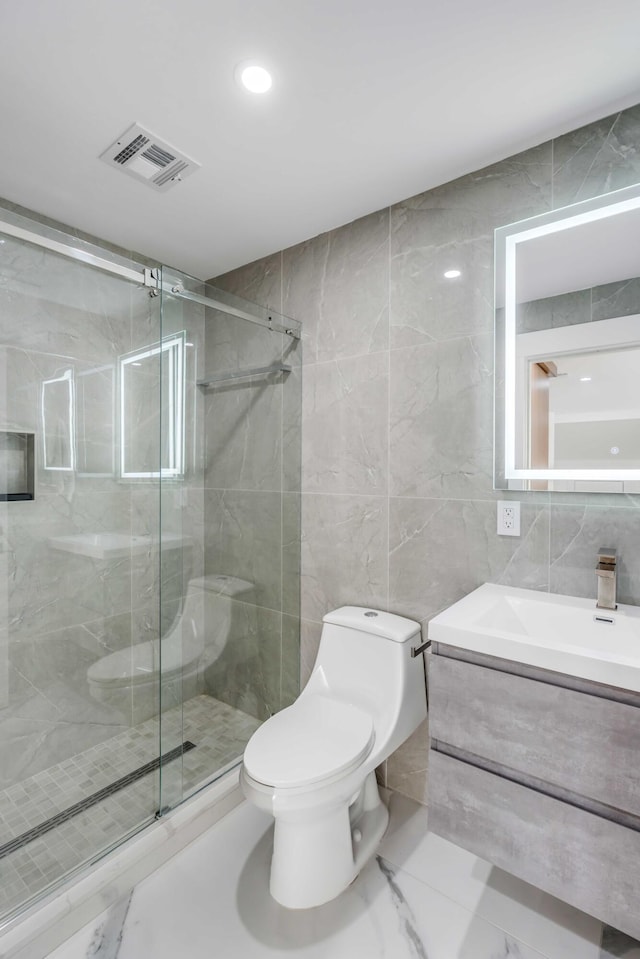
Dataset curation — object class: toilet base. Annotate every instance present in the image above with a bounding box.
[268,771,389,909]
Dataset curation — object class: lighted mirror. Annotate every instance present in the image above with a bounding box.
[42,369,75,471]
[495,182,640,492]
[119,333,185,479]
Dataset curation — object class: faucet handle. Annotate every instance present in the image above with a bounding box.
[597,547,617,567]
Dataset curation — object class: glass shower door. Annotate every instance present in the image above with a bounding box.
[0,209,163,922]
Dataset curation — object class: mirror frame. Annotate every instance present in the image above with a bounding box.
[495,181,640,487]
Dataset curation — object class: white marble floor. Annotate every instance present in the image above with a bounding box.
[46,793,636,959]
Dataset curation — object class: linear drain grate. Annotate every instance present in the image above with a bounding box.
[0,741,196,861]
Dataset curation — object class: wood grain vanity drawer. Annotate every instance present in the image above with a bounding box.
[429,652,640,814]
[429,750,640,939]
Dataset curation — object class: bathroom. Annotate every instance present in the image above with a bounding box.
[1,1,640,956]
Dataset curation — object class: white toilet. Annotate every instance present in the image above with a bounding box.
[240,605,427,909]
[88,574,254,724]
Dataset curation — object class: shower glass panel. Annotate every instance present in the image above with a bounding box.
[156,269,302,810]
[0,210,163,921]
[0,209,302,925]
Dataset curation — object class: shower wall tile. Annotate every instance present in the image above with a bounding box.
[282,492,301,618]
[203,602,283,720]
[204,375,283,491]
[5,489,134,640]
[282,342,303,493]
[282,209,389,365]
[214,251,283,313]
[552,105,640,208]
[204,311,291,379]
[0,270,134,365]
[201,272,301,730]
[302,352,388,494]
[389,335,493,500]
[300,493,388,624]
[129,287,162,353]
[80,610,133,655]
[549,504,640,606]
[204,489,282,611]
[281,613,301,709]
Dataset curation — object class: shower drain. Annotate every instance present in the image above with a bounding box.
[0,741,196,861]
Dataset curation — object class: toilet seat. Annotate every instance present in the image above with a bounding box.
[243,694,374,789]
[87,640,194,689]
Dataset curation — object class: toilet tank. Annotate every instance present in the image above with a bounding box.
[306,606,427,761]
[182,575,254,661]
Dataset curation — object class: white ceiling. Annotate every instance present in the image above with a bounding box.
[1,0,640,280]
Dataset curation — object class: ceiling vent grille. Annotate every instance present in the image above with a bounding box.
[100,123,200,192]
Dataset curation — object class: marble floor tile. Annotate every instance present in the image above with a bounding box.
[45,797,617,959]
[379,793,602,959]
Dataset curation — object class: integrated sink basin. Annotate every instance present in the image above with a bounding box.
[428,583,640,693]
[48,532,191,560]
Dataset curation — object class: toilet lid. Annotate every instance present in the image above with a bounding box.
[243,695,374,789]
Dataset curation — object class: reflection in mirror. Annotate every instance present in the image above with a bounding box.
[119,332,185,479]
[495,182,640,491]
[76,364,115,476]
[42,369,75,471]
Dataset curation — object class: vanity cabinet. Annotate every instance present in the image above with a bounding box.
[428,644,640,938]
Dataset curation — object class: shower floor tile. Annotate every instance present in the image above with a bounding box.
[0,695,259,920]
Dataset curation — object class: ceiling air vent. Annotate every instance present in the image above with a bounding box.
[99,123,200,192]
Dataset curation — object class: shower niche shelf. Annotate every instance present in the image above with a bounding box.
[0,431,35,501]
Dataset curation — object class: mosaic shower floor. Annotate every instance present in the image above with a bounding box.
[0,695,259,919]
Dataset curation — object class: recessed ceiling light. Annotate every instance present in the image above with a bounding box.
[579,376,592,382]
[235,61,273,94]
[443,269,461,279]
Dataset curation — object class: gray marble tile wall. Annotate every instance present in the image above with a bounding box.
[201,284,301,722]
[212,103,640,805]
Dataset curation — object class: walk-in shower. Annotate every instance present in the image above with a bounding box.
[0,206,301,923]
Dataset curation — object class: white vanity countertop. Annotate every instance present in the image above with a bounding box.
[428,583,640,694]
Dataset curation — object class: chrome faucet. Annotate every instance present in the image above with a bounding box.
[596,547,617,610]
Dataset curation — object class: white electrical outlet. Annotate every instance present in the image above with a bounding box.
[497,500,520,536]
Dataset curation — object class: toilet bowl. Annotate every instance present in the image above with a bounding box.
[240,605,427,909]
[87,574,254,724]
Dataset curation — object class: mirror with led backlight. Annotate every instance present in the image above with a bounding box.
[495,182,640,493]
